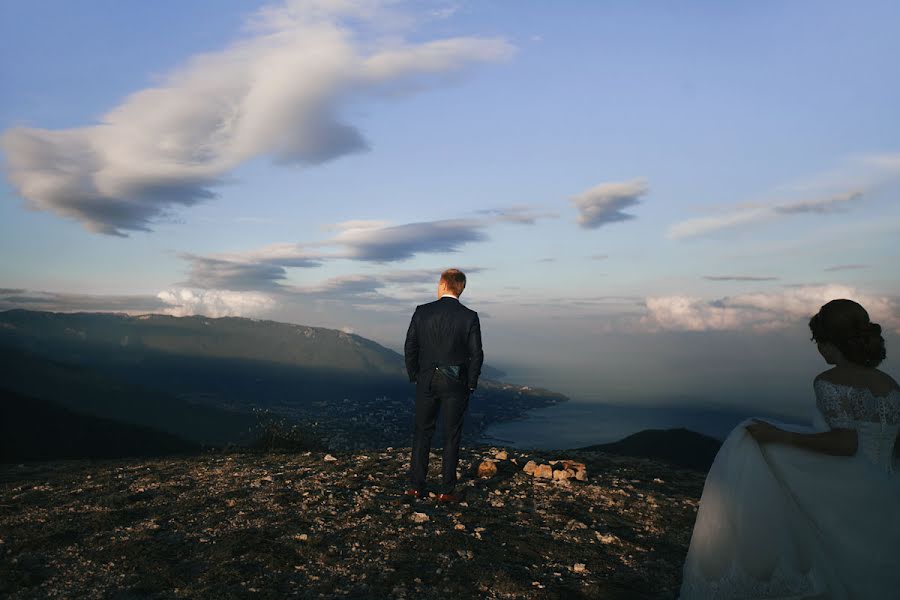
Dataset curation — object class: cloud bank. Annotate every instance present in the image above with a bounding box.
[642,285,899,333]
[0,289,169,314]
[1,0,513,236]
[0,286,277,319]
[156,289,277,318]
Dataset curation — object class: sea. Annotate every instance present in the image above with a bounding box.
[478,400,810,450]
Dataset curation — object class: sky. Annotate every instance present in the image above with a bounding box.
[1,0,899,417]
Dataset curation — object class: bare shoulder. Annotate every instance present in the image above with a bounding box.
[865,369,899,394]
[880,370,900,392]
[814,368,839,383]
[816,367,899,396]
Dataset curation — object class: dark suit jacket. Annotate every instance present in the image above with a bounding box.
[404,296,484,391]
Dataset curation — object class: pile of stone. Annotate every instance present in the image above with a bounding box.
[523,458,587,481]
[475,449,587,482]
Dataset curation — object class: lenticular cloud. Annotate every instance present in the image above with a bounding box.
[1,1,513,236]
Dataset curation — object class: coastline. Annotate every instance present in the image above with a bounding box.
[477,399,791,450]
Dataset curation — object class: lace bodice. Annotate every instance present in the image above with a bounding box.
[814,379,900,473]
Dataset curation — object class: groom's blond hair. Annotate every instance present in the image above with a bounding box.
[440,268,466,296]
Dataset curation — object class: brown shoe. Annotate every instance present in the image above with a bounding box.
[437,492,463,504]
[404,489,424,500]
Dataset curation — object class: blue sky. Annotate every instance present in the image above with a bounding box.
[2,1,899,413]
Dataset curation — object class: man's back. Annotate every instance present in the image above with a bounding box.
[405,296,483,391]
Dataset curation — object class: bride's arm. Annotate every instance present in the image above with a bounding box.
[746,420,857,456]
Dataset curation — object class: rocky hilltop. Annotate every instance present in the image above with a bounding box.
[0,446,705,599]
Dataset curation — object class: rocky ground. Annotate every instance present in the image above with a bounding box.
[0,446,706,599]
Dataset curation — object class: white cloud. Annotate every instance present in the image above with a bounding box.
[858,152,900,173]
[185,207,551,280]
[1,0,514,236]
[643,296,747,332]
[227,243,327,268]
[329,218,487,261]
[156,288,276,317]
[703,275,779,282]
[321,219,392,232]
[474,205,559,224]
[213,217,491,267]
[667,150,900,241]
[428,4,460,20]
[668,191,863,240]
[288,274,383,298]
[642,285,899,333]
[824,264,869,272]
[0,289,168,314]
[178,254,291,290]
[570,179,648,229]
[774,191,863,214]
[668,207,771,240]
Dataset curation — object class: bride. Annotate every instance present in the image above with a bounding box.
[680,299,900,599]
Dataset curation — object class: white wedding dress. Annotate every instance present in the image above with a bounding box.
[680,380,900,599]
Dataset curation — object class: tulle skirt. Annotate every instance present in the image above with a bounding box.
[680,418,900,599]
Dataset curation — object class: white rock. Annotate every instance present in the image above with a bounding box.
[595,532,618,544]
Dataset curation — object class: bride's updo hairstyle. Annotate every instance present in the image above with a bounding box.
[809,299,886,368]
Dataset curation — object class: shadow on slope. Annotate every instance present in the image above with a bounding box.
[0,388,200,463]
[0,346,257,446]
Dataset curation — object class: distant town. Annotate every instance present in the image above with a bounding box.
[230,380,568,451]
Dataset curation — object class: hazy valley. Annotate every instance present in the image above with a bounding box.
[0,309,566,460]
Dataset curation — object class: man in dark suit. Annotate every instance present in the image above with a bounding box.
[404,268,484,504]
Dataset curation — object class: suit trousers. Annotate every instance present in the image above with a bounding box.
[409,367,470,494]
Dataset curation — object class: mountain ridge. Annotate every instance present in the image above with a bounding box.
[0,308,507,378]
[0,308,563,451]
